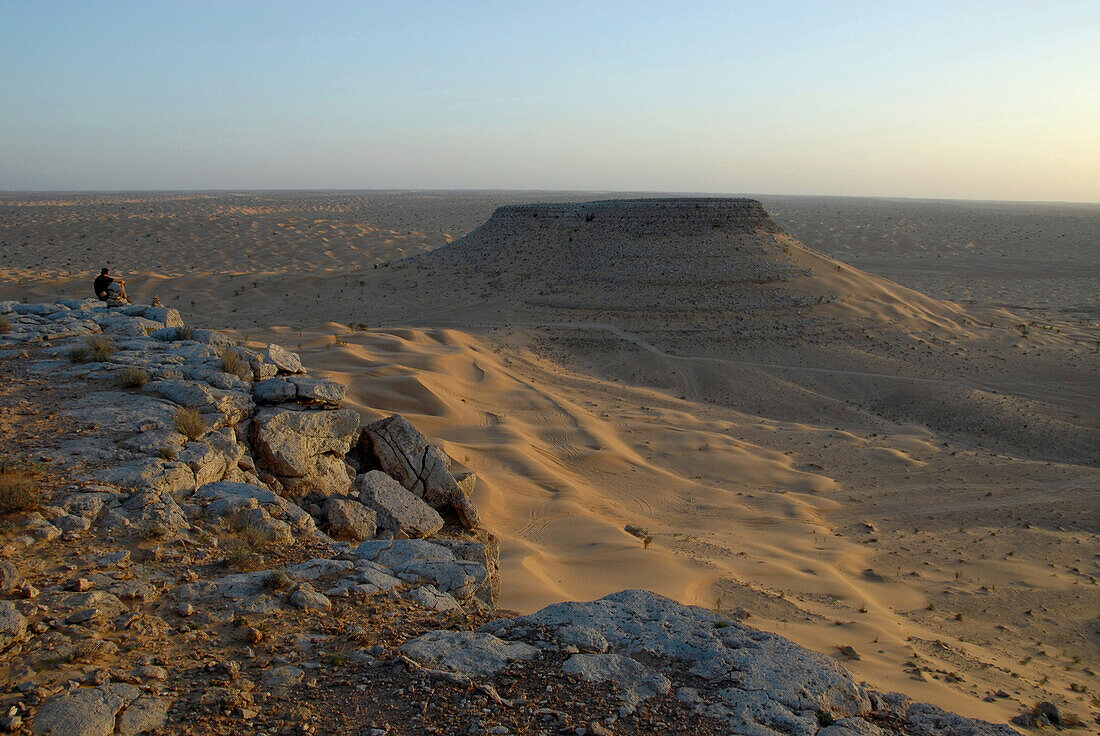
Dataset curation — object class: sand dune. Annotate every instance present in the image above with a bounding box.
[0,191,1096,725]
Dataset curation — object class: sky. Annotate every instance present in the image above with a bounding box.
[1,1,1097,201]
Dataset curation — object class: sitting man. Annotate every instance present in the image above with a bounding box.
[93,268,131,305]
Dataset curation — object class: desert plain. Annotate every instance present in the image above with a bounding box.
[0,190,1096,726]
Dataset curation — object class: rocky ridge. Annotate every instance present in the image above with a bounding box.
[0,300,1026,735]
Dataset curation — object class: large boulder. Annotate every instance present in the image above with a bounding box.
[359,414,480,528]
[252,377,297,404]
[251,407,359,497]
[194,481,318,538]
[432,532,500,606]
[266,344,303,374]
[324,497,377,541]
[176,427,243,486]
[288,376,345,405]
[355,539,491,602]
[480,590,877,736]
[144,379,253,429]
[31,684,142,736]
[355,470,443,538]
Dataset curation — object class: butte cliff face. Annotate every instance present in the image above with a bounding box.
[426,198,820,315]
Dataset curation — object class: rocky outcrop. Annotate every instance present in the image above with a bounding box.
[250,406,359,497]
[359,414,480,528]
[405,589,1021,736]
[0,300,496,610]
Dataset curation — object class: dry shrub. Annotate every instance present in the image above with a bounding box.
[119,366,150,389]
[87,335,116,362]
[220,348,253,382]
[224,540,264,570]
[0,315,10,334]
[69,638,116,664]
[263,568,291,591]
[0,460,42,512]
[68,345,91,363]
[173,406,206,441]
[233,521,276,550]
[176,326,195,341]
[156,446,177,461]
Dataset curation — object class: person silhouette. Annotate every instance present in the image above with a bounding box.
[93,268,130,305]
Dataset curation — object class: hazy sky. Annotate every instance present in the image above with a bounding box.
[1,1,1097,201]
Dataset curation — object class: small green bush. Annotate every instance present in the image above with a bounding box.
[156,446,177,461]
[177,326,195,341]
[173,406,205,441]
[119,366,150,389]
[87,335,115,362]
[68,346,91,363]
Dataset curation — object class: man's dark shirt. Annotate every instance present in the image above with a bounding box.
[93,274,113,299]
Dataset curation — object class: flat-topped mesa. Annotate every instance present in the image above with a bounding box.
[488,197,782,237]
[427,198,813,314]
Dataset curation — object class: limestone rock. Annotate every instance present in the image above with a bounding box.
[251,406,359,496]
[233,507,294,545]
[480,590,873,736]
[276,452,355,498]
[286,558,355,580]
[140,307,184,329]
[818,718,896,736]
[324,497,377,541]
[262,665,304,688]
[289,585,332,611]
[432,533,501,606]
[355,539,489,601]
[451,472,481,529]
[94,456,195,494]
[561,653,671,706]
[265,344,303,374]
[407,584,461,612]
[400,630,538,677]
[177,437,236,487]
[31,685,138,736]
[358,414,458,509]
[144,379,253,428]
[0,600,27,647]
[0,561,20,591]
[355,470,443,538]
[905,702,1021,736]
[252,377,297,404]
[349,560,402,593]
[288,375,345,405]
[194,481,317,537]
[116,695,173,736]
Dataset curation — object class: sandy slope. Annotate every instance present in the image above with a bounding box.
[0,191,1097,726]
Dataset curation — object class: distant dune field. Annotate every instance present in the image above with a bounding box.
[0,190,1096,724]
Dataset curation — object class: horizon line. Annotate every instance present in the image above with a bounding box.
[1,188,1098,207]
